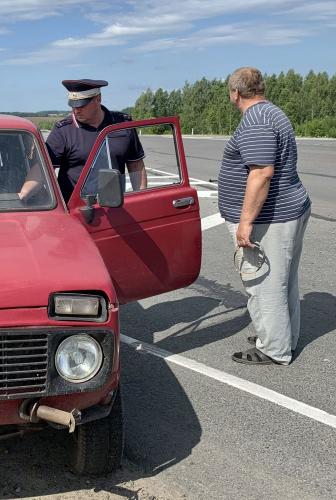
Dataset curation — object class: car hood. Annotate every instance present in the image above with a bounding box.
[0,212,116,308]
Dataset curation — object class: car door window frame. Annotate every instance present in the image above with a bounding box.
[68,117,189,210]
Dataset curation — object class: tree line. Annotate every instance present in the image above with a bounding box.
[130,70,336,137]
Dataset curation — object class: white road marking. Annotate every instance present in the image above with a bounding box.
[190,180,216,186]
[121,334,336,430]
[147,182,179,185]
[142,134,228,142]
[142,134,336,142]
[147,167,218,189]
[138,181,180,186]
[143,167,223,230]
[189,176,219,188]
[197,191,218,198]
[147,167,179,178]
[146,175,174,179]
[201,212,224,231]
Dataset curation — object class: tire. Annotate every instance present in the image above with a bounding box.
[71,386,124,475]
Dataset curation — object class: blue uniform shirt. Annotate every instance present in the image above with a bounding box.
[46,105,144,201]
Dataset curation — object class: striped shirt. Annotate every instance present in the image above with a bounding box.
[218,101,311,223]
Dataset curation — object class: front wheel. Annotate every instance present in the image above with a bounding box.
[71,387,124,475]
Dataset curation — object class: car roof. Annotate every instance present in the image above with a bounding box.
[0,114,38,133]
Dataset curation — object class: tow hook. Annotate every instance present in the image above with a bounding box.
[19,401,81,433]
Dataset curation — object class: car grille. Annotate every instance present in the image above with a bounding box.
[0,331,48,399]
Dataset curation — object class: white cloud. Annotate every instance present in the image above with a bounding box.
[0,0,105,21]
[0,0,333,65]
[83,0,288,34]
[98,0,288,24]
[3,45,83,65]
[52,14,192,50]
[131,23,310,53]
[52,35,125,50]
[0,0,332,26]
[279,1,336,21]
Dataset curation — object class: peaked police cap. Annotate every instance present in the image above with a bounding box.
[62,79,108,108]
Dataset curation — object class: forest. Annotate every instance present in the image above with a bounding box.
[130,70,336,137]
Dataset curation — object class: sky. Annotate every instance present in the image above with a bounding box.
[0,0,335,112]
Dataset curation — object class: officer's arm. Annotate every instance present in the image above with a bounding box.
[126,159,147,191]
[46,127,65,168]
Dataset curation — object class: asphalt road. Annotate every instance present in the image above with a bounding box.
[142,135,335,218]
[120,136,336,499]
[1,135,335,500]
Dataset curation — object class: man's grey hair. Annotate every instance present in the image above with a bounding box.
[228,67,265,98]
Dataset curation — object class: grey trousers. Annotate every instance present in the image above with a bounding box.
[225,208,310,364]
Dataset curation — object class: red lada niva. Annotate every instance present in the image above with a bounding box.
[0,115,201,474]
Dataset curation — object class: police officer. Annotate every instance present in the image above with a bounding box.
[45,79,147,202]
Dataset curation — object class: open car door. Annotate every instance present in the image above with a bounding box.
[68,117,201,304]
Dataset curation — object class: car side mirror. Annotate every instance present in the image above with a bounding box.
[97,169,124,208]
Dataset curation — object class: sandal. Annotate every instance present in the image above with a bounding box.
[231,347,277,365]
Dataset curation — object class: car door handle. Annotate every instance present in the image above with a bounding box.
[173,196,195,208]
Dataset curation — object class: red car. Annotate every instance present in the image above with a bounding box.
[0,115,201,474]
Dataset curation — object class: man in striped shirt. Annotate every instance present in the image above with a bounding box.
[218,67,311,365]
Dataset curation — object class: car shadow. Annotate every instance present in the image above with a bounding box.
[0,276,248,498]
[120,277,249,476]
[0,426,151,499]
[1,290,331,497]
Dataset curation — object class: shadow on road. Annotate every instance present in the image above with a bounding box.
[0,277,248,499]
[0,276,249,498]
[0,427,150,499]
[297,291,336,355]
[0,290,333,497]
[120,278,249,475]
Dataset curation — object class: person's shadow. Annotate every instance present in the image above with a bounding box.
[296,291,336,355]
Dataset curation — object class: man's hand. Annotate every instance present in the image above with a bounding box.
[236,221,254,247]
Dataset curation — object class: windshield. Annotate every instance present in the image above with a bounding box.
[0,131,54,211]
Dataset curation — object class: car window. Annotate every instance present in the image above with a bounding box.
[81,123,182,199]
[0,131,54,211]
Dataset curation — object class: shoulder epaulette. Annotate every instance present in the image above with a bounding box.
[55,115,73,128]
[110,111,132,123]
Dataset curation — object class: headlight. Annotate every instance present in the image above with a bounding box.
[49,293,107,321]
[55,295,99,316]
[55,335,103,383]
